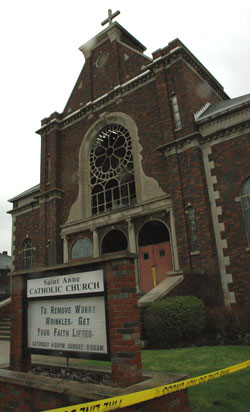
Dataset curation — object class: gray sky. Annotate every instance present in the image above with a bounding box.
[1,0,250,254]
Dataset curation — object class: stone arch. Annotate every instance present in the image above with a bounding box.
[66,112,166,223]
[101,229,128,254]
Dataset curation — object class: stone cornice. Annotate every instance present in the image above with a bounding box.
[156,132,202,156]
[36,45,227,137]
[60,195,172,237]
[157,116,250,157]
[147,46,227,99]
[36,70,155,136]
[9,252,138,277]
[8,188,64,216]
[197,106,250,137]
[7,201,39,216]
[34,188,64,203]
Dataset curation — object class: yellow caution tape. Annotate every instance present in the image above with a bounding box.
[44,360,250,412]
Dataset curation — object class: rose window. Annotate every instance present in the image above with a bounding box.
[90,124,136,215]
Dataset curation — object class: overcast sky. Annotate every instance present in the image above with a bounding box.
[1,0,250,254]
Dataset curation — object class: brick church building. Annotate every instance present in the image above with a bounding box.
[9,12,250,307]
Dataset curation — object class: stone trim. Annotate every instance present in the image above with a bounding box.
[194,102,211,121]
[117,40,152,61]
[8,202,40,217]
[202,144,235,306]
[158,122,250,158]
[35,188,64,204]
[10,252,138,277]
[61,196,172,237]
[198,107,250,137]
[36,72,155,136]
[36,45,227,137]
[65,112,167,225]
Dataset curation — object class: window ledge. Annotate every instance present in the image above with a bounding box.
[190,251,200,256]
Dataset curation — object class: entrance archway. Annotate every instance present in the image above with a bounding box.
[138,220,172,292]
[101,229,128,254]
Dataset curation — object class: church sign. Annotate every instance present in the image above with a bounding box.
[27,269,109,359]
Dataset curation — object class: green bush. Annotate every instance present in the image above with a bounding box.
[204,304,250,345]
[143,296,205,348]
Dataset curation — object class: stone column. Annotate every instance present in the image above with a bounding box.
[127,219,136,253]
[169,209,180,271]
[63,236,69,263]
[127,219,140,290]
[91,228,100,257]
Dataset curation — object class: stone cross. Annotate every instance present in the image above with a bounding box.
[101,9,120,27]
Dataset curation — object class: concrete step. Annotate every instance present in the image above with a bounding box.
[0,317,10,341]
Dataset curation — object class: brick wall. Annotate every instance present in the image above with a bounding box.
[208,133,250,304]
[10,255,142,387]
[0,378,190,412]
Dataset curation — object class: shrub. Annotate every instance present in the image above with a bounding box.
[143,296,205,348]
[204,303,250,345]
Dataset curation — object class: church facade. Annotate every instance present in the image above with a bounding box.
[9,18,250,307]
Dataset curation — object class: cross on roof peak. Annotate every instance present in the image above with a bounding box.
[101,9,120,27]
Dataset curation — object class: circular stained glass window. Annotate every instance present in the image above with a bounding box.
[90,124,133,180]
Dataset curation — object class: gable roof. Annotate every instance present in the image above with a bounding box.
[196,93,250,122]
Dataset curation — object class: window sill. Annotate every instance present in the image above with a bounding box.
[246,247,250,252]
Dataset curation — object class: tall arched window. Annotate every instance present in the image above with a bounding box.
[89,124,136,215]
[22,239,34,270]
[240,178,250,245]
[187,206,199,252]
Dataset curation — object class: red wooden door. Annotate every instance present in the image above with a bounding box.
[139,241,173,293]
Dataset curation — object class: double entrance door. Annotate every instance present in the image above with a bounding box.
[139,241,173,293]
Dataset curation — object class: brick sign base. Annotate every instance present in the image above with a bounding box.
[0,367,190,412]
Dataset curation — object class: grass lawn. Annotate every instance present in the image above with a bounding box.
[141,346,250,412]
[80,345,250,412]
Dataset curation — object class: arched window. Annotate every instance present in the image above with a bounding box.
[22,239,34,270]
[187,206,199,252]
[138,220,170,247]
[101,229,128,254]
[71,238,93,260]
[89,124,136,215]
[240,178,250,245]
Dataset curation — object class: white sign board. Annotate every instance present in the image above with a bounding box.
[28,296,108,354]
[27,270,104,298]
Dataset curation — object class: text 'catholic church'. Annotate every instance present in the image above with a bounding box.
[9,11,250,307]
